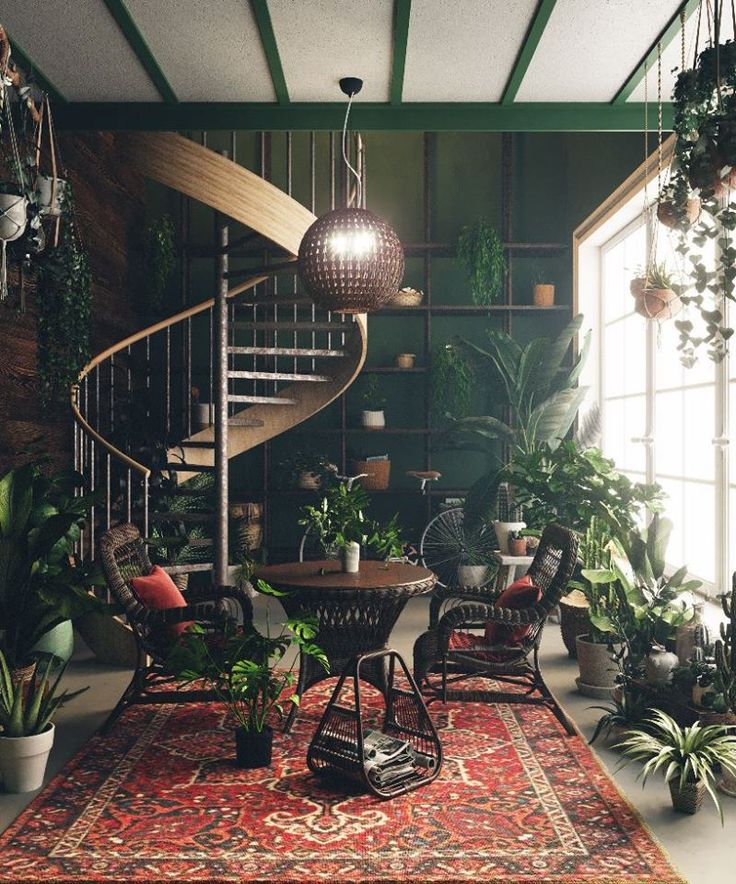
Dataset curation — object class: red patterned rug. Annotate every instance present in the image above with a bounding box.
[0,681,682,884]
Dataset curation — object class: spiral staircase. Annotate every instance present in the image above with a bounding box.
[71,133,367,656]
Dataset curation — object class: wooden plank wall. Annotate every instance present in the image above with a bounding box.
[0,132,145,473]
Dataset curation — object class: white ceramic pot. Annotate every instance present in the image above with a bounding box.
[36,175,67,217]
[493,521,526,554]
[0,723,55,793]
[193,402,213,431]
[575,634,622,698]
[361,409,385,430]
[341,541,360,573]
[0,193,28,241]
[457,565,488,587]
[644,646,679,685]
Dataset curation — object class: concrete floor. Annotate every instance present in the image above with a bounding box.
[1,596,734,884]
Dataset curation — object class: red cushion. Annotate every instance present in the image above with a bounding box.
[130,565,194,638]
[484,575,542,646]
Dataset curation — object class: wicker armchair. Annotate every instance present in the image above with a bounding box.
[413,523,579,736]
[99,522,253,732]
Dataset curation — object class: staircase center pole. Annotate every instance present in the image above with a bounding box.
[214,212,229,587]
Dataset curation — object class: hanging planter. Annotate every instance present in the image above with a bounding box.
[629,263,682,322]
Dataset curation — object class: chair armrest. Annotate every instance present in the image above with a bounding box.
[436,600,542,653]
[143,586,253,627]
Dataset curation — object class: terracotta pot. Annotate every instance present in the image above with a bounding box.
[669,778,706,814]
[575,634,622,698]
[508,538,527,557]
[493,521,526,555]
[533,284,555,307]
[634,288,682,321]
[657,196,701,229]
[395,353,416,369]
[361,409,385,430]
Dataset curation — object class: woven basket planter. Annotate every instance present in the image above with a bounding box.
[230,502,263,555]
[352,459,390,490]
[560,591,590,658]
[669,778,706,814]
[389,287,423,307]
[533,284,555,307]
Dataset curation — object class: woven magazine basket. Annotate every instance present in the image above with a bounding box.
[353,459,390,491]
[389,287,424,307]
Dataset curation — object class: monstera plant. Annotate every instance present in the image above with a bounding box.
[443,314,590,526]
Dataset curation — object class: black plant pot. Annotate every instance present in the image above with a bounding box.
[235,726,273,769]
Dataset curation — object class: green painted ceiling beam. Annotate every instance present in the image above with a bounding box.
[102,0,178,103]
[390,0,412,105]
[7,37,65,104]
[251,0,290,105]
[612,0,700,105]
[501,0,557,105]
[54,101,673,132]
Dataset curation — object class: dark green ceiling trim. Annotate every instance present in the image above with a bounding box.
[390,0,412,105]
[7,37,65,104]
[612,0,699,105]
[102,0,178,103]
[54,101,673,132]
[251,0,290,105]
[501,0,557,105]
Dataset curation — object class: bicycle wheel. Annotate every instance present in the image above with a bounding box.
[419,507,496,589]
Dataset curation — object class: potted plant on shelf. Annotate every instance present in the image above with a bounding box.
[629,263,682,322]
[456,218,506,306]
[493,483,525,555]
[277,451,333,490]
[508,530,527,557]
[169,581,328,769]
[0,652,88,792]
[361,376,386,429]
[531,264,555,307]
[616,709,736,820]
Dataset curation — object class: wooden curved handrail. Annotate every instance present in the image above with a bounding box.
[71,132,368,483]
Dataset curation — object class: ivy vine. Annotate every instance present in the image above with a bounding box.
[456,218,506,305]
[143,213,175,313]
[36,187,92,407]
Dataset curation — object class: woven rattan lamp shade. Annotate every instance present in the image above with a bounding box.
[298,207,404,313]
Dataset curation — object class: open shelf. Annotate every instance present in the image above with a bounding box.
[291,427,432,436]
[378,303,570,316]
[361,366,427,374]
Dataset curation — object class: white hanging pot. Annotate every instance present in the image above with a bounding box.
[36,175,67,218]
[0,723,55,793]
[0,192,28,242]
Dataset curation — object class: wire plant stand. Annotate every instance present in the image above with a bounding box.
[307,649,443,799]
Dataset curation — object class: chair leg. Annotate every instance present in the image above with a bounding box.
[533,648,577,737]
[100,667,140,735]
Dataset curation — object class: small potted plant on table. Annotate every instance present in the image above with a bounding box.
[617,709,736,819]
[169,581,328,769]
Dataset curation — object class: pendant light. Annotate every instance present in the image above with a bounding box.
[298,77,404,314]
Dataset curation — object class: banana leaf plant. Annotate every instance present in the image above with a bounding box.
[0,649,88,737]
[442,314,590,527]
[0,462,104,670]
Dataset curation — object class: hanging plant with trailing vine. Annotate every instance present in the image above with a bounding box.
[668,37,736,365]
[36,186,91,406]
[431,341,474,424]
[143,213,175,313]
[456,218,506,305]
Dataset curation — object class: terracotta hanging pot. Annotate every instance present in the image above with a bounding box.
[656,196,701,229]
[634,288,682,321]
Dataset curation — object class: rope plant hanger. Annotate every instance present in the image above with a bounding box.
[298,77,404,313]
[665,0,736,366]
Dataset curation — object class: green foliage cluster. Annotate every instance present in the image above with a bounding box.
[143,214,176,313]
[431,343,474,424]
[714,584,736,715]
[36,188,92,407]
[0,461,103,669]
[361,375,386,411]
[456,218,506,305]
[169,580,328,733]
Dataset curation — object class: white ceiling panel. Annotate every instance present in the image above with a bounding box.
[125,0,275,102]
[516,0,683,102]
[3,0,160,101]
[403,0,538,102]
[629,9,736,102]
[268,0,393,102]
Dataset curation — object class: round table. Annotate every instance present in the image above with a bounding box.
[254,560,436,730]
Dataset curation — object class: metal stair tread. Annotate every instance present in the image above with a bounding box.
[149,512,214,523]
[227,370,330,382]
[228,394,297,405]
[232,320,353,332]
[228,346,346,357]
[167,462,217,472]
[144,536,213,548]
[228,416,265,427]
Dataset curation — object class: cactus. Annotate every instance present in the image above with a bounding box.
[715,580,736,714]
[579,516,612,571]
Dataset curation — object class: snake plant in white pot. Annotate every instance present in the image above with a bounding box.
[0,651,88,792]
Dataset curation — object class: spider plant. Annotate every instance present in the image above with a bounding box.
[616,709,736,822]
[588,688,651,745]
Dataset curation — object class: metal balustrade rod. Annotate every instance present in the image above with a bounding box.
[214,214,229,587]
[165,326,171,438]
[328,131,335,352]
[110,353,115,433]
[209,307,214,419]
[126,344,132,525]
[143,475,149,540]
[106,453,111,530]
[287,131,298,375]
[145,336,151,421]
[127,467,132,523]
[187,318,192,435]
[310,131,316,372]
[89,437,96,559]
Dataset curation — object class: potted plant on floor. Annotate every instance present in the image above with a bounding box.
[0,652,88,792]
[616,709,736,820]
[360,376,386,429]
[588,688,651,747]
[169,581,328,769]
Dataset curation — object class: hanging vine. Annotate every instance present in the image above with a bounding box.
[36,187,91,407]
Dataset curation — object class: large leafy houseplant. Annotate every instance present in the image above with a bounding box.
[443,315,590,526]
[0,462,102,670]
[668,39,736,365]
[616,709,736,821]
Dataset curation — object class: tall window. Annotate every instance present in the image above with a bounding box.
[581,208,726,596]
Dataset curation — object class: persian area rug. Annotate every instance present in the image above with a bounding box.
[0,681,682,884]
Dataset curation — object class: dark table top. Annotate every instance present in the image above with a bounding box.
[254,559,436,593]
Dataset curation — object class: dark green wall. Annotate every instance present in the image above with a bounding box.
[149,131,642,558]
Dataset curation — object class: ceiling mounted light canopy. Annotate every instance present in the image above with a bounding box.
[298,77,404,314]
